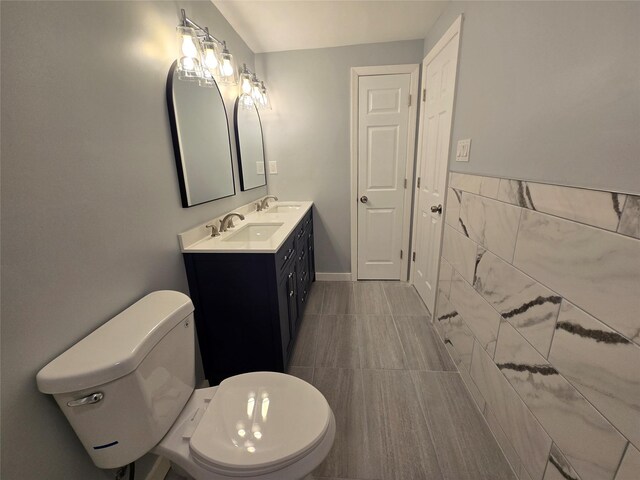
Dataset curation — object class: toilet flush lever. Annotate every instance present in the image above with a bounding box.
[67,392,104,407]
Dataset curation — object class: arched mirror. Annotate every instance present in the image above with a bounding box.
[234,99,266,191]
[166,61,235,207]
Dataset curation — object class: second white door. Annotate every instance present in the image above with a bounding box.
[412,16,462,311]
[357,73,412,279]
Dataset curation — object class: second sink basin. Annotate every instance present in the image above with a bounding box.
[265,204,302,213]
[222,223,284,243]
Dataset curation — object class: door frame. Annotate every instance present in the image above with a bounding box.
[409,15,463,306]
[350,64,420,282]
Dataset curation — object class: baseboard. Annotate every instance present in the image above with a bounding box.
[144,456,171,480]
[315,272,352,281]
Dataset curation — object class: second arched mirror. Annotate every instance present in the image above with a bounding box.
[234,99,266,191]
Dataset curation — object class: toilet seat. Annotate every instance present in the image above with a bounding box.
[154,372,335,480]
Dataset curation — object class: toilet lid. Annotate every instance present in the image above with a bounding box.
[189,372,331,475]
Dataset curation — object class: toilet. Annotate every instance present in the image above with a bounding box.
[36,291,335,479]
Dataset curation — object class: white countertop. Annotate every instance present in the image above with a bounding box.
[180,201,313,253]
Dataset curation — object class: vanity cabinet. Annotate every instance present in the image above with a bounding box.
[183,209,315,385]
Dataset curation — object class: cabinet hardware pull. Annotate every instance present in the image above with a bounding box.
[289,290,294,297]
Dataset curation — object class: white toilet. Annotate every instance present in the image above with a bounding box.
[36,291,335,479]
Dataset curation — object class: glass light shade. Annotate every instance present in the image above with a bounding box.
[200,38,220,77]
[238,93,255,110]
[176,26,202,80]
[217,46,238,85]
[198,68,217,88]
[250,75,262,104]
[239,66,253,95]
[260,82,272,110]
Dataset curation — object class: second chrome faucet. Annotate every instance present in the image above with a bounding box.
[256,196,278,211]
[219,213,245,232]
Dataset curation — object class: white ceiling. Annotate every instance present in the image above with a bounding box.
[212,1,449,53]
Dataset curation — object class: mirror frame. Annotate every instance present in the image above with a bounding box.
[166,61,236,207]
[233,98,267,191]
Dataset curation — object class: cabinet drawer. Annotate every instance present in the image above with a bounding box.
[275,235,296,273]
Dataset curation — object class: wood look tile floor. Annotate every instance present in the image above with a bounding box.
[294,281,517,480]
[166,281,516,480]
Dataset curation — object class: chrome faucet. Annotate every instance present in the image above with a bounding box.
[257,196,278,211]
[219,213,245,232]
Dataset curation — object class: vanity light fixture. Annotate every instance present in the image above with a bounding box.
[176,9,238,86]
[260,81,272,110]
[237,64,271,110]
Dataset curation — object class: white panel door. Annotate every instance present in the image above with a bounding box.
[357,74,411,279]
[412,17,462,311]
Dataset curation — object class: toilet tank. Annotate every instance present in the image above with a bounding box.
[36,291,196,469]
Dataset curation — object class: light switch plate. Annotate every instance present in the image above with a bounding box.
[268,161,278,174]
[256,161,265,175]
[456,139,471,162]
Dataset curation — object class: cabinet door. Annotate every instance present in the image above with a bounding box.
[296,235,309,315]
[277,263,294,364]
[286,259,298,341]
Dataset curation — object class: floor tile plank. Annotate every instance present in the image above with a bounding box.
[411,371,516,480]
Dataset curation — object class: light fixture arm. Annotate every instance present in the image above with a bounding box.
[181,9,224,46]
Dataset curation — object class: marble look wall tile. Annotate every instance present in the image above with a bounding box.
[615,443,640,480]
[498,179,626,231]
[438,257,454,300]
[450,172,500,198]
[470,340,552,480]
[618,195,640,239]
[513,209,640,346]
[484,404,533,480]
[450,272,501,356]
[474,248,561,357]
[443,303,475,371]
[458,354,487,413]
[494,321,628,480]
[433,288,451,341]
[549,301,640,447]
[442,224,479,284]
[543,444,581,480]
[445,187,462,230]
[459,192,521,261]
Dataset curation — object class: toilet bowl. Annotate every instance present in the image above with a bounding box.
[154,377,336,480]
[36,291,335,480]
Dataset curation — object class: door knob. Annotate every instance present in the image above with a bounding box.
[430,204,443,214]
[360,196,368,204]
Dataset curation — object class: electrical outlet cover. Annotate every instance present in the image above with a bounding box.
[268,161,278,174]
[256,161,265,175]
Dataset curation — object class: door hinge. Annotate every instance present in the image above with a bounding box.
[404,178,407,189]
[400,250,404,259]
[422,88,426,102]
[408,94,412,107]
[417,177,421,188]
[412,252,416,262]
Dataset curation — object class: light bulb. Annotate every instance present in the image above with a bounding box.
[222,58,234,77]
[241,77,252,94]
[181,35,197,58]
[204,48,218,69]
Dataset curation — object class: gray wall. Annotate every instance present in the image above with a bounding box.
[425,1,640,195]
[0,1,264,478]
[255,40,424,273]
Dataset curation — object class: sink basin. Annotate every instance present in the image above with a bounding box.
[222,223,284,242]
[265,204,302,213]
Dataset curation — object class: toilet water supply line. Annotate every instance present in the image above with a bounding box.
[115,462,135,480]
